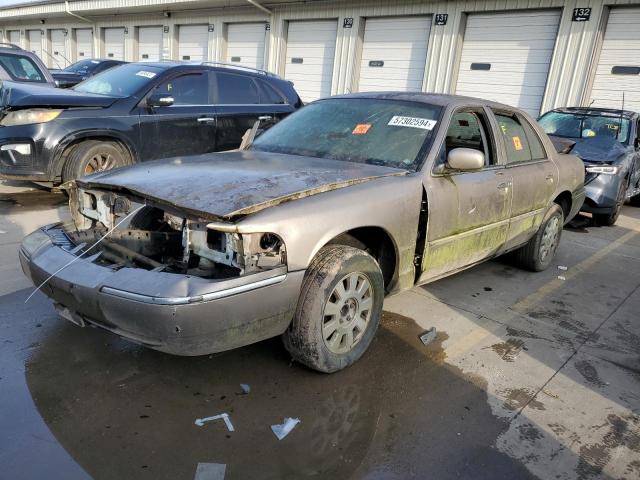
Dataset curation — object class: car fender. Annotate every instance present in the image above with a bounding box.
[52,129,140,179]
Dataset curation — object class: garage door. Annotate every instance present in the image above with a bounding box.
[50,29,69,68]
[589,8,640,112]
[7,30,20,47]
[138,26,163,61]
[226,23,266,70]
[284,20,337,101]
[104,28,125,60]
[27,30,42,60]
[358,16,431,92]
[178,25,208,61]
[75,28,93,59]
[455,10,561,117]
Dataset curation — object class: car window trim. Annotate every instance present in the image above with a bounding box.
[430,104,504,177]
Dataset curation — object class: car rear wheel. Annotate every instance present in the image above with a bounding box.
[283,245,384,373]
[513,204,564,272]
[62,140,131,182]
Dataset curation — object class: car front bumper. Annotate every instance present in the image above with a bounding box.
[581,173,623,213]
[20,226,304,355]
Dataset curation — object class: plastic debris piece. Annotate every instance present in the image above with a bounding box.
[419,327,437,346]
[0,230,6,234]
[194,463,226,480]
[194,413,234,432]
[271,417,300,440]
[557,276,566,281]
[240,384,250,394]
[557,265,568,271]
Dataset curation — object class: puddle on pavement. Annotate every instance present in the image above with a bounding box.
[23,310,534,479]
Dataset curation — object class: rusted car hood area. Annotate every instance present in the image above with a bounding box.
[75,150,407,220]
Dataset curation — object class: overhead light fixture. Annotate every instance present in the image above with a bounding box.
[40,19,45,24]
[163,11,171,18]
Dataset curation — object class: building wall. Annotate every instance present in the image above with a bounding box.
[1,0,639,113]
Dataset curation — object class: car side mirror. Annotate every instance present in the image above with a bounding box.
[447,148,485,171]
[147,93,174,107]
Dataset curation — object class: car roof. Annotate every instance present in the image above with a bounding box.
[552,106,638,118]
[131,61,281,79]
[327,91,518,110]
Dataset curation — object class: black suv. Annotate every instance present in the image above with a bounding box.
[51,59,127,88]
[0,42,55,86]
[0,62,301,184]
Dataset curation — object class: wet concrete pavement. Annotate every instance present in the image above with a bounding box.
[1,180,639,479]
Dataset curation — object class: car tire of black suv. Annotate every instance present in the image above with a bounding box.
[62,140,132,182]
[513,204,564,272]
[283,245,383,373]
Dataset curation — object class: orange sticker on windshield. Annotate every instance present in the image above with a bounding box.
[352,123,372,135]
[512,136,523,151]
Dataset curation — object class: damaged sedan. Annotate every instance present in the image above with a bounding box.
[20,93,585,372]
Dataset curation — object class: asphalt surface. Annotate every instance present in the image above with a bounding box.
[1,180,639,480]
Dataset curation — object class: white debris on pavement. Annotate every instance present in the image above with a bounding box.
[239,384,250,394]
[271,418,300,440]
[0,230,6,234]
[557,276,566,281]
[557,265,568,271]
[194,413,235,432]
[194,463,226,480]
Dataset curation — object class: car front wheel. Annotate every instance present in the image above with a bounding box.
[594,178,627,226]
[62,140,131,182]
[513,204,564,272]
[283,245,384,373]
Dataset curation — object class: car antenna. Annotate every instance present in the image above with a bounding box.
[617,91,625,140]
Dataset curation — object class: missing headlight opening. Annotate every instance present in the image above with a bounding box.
[59,188,286,279]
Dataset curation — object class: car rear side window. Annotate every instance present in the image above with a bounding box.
[0,54,45,83]
[215,72,260,104]
[257,80,286,104]
[518,115,547,160]
[155,73,209,105]
[494,112,538,164]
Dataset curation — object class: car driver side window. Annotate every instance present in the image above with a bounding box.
[438,110,495,167]
[155,73,208,105]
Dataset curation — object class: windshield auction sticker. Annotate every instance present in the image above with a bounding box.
[388,116,437,130]
[136,71,157,79]
[352,123,372,135]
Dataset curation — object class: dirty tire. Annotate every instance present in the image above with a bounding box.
[513,204,564,272]
[62,140,131,183]
[283,245,384,373]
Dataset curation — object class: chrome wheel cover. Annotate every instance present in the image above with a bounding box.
[322,272,373,354]
[84,153,118,175]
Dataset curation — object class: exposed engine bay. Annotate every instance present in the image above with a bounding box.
[59,186,287,279]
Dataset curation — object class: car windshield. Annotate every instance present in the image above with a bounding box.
[538,111,631,144]
[251,98,441,170]
[63,59,100,75]
[0,53,45,83]
[73,64,162,97]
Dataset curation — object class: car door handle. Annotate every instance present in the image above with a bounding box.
[197,117,215,123]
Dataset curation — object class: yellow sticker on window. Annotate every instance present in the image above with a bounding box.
[512,136,523,151]
[500,124,508,135]
[352,123,372,135]
[606,123,619,130]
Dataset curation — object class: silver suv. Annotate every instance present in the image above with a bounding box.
[0,43,55,86]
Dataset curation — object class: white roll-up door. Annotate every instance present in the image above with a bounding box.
[27,30,42,60]
[589,8,640,112]
[138,26,163,61]
[226,23,267,70]
[7,30,20,47]
[104,28,125,61]
[50,29,69,68]
[75,28,93,59]
[178,25,209,61]
[455,10,561,117]
[284,20,337,102]
[358,16,431,92]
